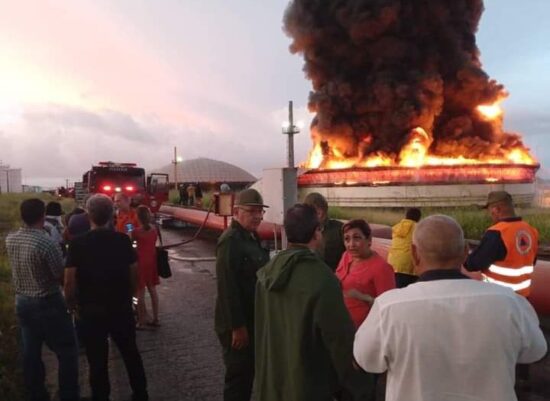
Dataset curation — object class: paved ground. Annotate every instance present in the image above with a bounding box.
[44,227,550,401]
[46,227,224,401]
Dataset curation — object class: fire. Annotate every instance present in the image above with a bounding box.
[307,144,323,169]
[305,122,537,170]
[398,127,433,167]
[477,102,503,120]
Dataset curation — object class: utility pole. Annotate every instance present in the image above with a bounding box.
[172,147,182,190]
[173,147,178,190]
[282,100,300,168]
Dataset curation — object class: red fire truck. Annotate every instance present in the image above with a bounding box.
[77,162,169,213]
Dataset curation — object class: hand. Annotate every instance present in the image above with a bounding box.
[344,289,374,305]
[231,326,249,350]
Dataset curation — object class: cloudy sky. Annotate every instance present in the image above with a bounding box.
[0,0,549,187]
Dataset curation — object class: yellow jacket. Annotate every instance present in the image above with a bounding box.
[387,219,417,275]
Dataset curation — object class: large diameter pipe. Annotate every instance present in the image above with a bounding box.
[160,205,280,241]
[161,205,550,316]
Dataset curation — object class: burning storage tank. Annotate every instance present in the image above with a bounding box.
[285,0,539,206]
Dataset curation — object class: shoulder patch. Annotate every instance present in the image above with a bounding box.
[515,229,533,255]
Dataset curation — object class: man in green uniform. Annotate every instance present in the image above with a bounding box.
[215,188,270,401]
[304,192,345,270]
[255,204,369,401]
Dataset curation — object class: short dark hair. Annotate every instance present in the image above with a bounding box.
[342,219,371,238]
[406,208,421,222]
[20,198,46,226]
[284,204,319,244]
[86,194,114,226]
[45,201,63,216]
[303,192,328,213]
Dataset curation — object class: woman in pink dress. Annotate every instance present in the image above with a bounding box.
[132,206,160,328]
[336,219,396,329]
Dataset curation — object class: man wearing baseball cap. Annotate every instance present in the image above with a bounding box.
[465,191,538,297]
[465,191,540,388]
[214,188,270,401]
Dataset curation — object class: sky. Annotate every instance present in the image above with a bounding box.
[0,0,549,187]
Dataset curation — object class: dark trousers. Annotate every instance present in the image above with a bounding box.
[395,273,418,288]
[79,306,148,401]
[217,330,255,401]
[16,293,80,401]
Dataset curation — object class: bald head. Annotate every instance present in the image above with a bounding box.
[412,215,467,273]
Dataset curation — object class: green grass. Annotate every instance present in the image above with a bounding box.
[0,193,74,399]
[329,206,550,243]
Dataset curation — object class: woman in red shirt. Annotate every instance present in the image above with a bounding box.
[336,219,395,329]
[132,206,160,328]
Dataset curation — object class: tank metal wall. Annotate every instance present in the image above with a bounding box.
[299,182,536,208]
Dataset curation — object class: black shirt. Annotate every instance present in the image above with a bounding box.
[66,228,136,311]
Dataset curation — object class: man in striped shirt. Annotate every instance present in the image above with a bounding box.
[6,198,79,401]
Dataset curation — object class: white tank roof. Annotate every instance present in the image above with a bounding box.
[154,157,256,183]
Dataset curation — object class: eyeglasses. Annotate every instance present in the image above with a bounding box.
[238,207,266,215]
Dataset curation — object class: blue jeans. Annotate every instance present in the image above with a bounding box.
[16,292,80,401]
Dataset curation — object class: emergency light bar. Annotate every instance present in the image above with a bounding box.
[98,162,137,167]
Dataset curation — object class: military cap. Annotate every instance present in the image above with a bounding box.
[483,191,513,208]
[235,188,269,208]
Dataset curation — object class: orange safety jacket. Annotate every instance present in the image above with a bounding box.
[482,220,538,297]
[115,209,140,234]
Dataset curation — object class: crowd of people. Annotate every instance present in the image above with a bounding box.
[6,193,162,401]
[215,189,547,401]
[4,187,548,401]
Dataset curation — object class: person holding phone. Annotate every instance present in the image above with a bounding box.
[114,193,140,235]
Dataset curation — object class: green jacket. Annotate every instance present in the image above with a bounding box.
[215,220,269,334]
[320,219,345,271]
[255,245,356,401]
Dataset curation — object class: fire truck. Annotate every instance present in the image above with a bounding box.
[76,162,169,213]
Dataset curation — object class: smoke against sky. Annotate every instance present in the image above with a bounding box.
[284,0,531,165]
[0,0,549,186]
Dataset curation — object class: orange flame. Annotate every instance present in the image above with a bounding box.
[398,127,433,167]
[477,102,503,120]
[304,106,536,170]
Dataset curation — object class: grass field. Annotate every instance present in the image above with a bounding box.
[329,206,550,243]
[0,193,75,399]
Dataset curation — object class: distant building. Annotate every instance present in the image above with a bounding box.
[0,163,22,193]
[22,185,43,193]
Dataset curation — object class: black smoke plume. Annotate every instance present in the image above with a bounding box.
[284,0,532,165]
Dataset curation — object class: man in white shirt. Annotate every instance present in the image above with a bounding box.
[354,215,547,401]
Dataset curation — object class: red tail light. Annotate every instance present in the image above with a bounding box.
[102,185,112,191]
[125,185,135,191]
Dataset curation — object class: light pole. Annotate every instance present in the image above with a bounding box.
[281,100,304,168]
[172,146,183,190]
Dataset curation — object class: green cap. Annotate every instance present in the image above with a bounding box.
[483,191,512,208]
[235,189,269,208]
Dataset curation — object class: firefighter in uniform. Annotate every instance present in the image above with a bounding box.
[214,189,269,401]
[464,190,539,388]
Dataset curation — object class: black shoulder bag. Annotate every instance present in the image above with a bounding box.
[156,226,172,279]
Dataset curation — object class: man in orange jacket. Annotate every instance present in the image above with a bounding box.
[464,191,538,297]
[464,190,539,389]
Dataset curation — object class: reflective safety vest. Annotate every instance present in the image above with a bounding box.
[482,220,538,297]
